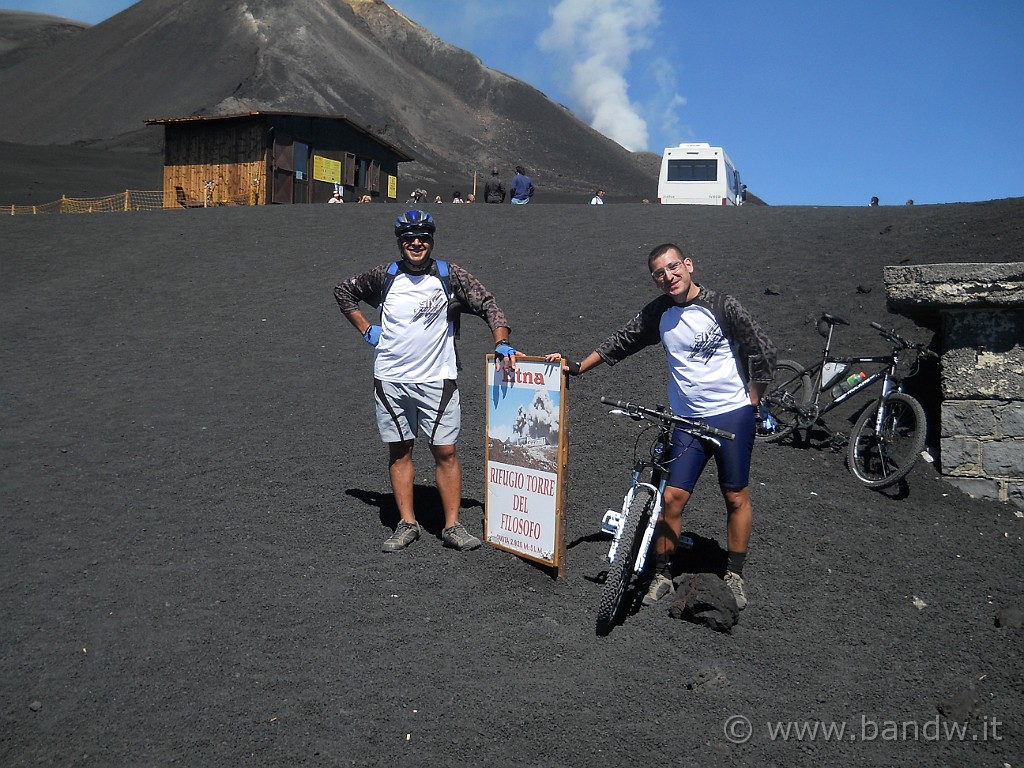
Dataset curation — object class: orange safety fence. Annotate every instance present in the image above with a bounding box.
[4,189,255,215]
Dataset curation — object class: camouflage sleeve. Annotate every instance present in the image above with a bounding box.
[448,262,510,332]
[595,295,670,365]
[721,294,777,383]
[334,264,391,315]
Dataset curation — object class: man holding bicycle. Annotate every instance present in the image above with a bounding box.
[334,210,519,553]
[550,244,776,609]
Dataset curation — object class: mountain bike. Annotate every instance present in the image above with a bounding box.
[757,313,938,489]
[595,397,735,636]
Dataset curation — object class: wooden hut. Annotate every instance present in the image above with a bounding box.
[145,112,414,207]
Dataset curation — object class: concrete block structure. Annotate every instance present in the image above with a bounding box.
[885,262,1024,507]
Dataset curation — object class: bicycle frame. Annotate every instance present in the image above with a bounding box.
[784,319,905,428]
[811,355,897,416]
[760,316,935,489]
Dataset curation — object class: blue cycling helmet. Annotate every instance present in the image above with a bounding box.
[394,209,436,238]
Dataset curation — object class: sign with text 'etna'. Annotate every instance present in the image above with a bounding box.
[484,357,568,568]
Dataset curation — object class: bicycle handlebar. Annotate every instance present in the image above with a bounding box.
[600,397,736,440]
[869,321,939,359]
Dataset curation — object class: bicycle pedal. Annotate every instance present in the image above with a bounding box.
[600,509,622,536]
[828,433,849,451]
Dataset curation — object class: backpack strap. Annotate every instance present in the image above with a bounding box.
[434,260,461,339]
[379,261,401,307]
[709,289,751,387]
[434,259,452,299]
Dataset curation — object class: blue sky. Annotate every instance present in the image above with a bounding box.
[6,0,1023,206]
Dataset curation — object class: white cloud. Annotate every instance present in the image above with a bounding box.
[538,0,660,151]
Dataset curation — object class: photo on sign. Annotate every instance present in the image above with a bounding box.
[487,383,560,474]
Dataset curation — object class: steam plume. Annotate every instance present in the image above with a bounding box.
[538,0,660,151]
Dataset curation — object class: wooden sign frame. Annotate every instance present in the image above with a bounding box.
[483,355,569,570]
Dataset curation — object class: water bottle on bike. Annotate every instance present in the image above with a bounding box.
[831,371,866,399]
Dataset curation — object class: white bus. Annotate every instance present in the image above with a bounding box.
[657,143,743,206]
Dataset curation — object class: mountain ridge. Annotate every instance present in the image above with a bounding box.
[0,0,661,199]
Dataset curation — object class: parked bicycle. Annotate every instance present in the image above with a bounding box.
[757,313,938,489]
[595,396,734,636]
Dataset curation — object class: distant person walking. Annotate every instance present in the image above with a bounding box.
[484,167,506,204]
[510,165,534,205]
[590,190,605,205]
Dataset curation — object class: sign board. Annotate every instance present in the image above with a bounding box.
[387,174,397,199]
[484,356,568,568]
[313,155,342,184]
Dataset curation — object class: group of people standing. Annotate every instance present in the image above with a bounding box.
[483,165,534,204]
[333,205,777,614]
[405,166,619,206]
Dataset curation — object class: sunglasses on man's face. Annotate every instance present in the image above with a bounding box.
[400,233,433,244]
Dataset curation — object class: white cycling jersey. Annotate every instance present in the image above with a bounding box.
[374,271,456,382]
[661,303,750,418]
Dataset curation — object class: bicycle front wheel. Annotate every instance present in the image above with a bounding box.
[596,487,654,636]
[847,393,927,489]
[756,359,811,442]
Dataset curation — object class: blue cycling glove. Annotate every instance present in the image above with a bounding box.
[363,325,382,346]
[495,341,517,360]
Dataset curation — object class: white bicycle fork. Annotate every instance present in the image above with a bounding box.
[602,481,663,575]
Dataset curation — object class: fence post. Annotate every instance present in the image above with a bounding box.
[124,190,130,212]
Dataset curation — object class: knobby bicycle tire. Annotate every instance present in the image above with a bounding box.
[596,487,654,636]
[756,359,811,443]
[847,393,927,489]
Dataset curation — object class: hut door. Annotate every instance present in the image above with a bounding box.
[293,141,310,203]
[272,134,294,204]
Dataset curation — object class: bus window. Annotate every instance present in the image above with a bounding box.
[667,159,718,182]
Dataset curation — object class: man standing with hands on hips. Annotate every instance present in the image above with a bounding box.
[335,210,519,552]
[547,244,775,609]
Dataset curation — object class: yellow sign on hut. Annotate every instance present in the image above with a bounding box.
[313,155,342,184]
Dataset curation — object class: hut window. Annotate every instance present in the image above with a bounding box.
[294,141,310,181]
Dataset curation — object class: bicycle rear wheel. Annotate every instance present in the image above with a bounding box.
[847,393,927,489]
[596,487,653,636]
[756,359,811,442]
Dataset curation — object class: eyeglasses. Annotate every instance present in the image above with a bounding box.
[651,260,686,281]
[399,233,433,244]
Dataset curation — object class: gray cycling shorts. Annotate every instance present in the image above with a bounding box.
[373,378,461,445]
